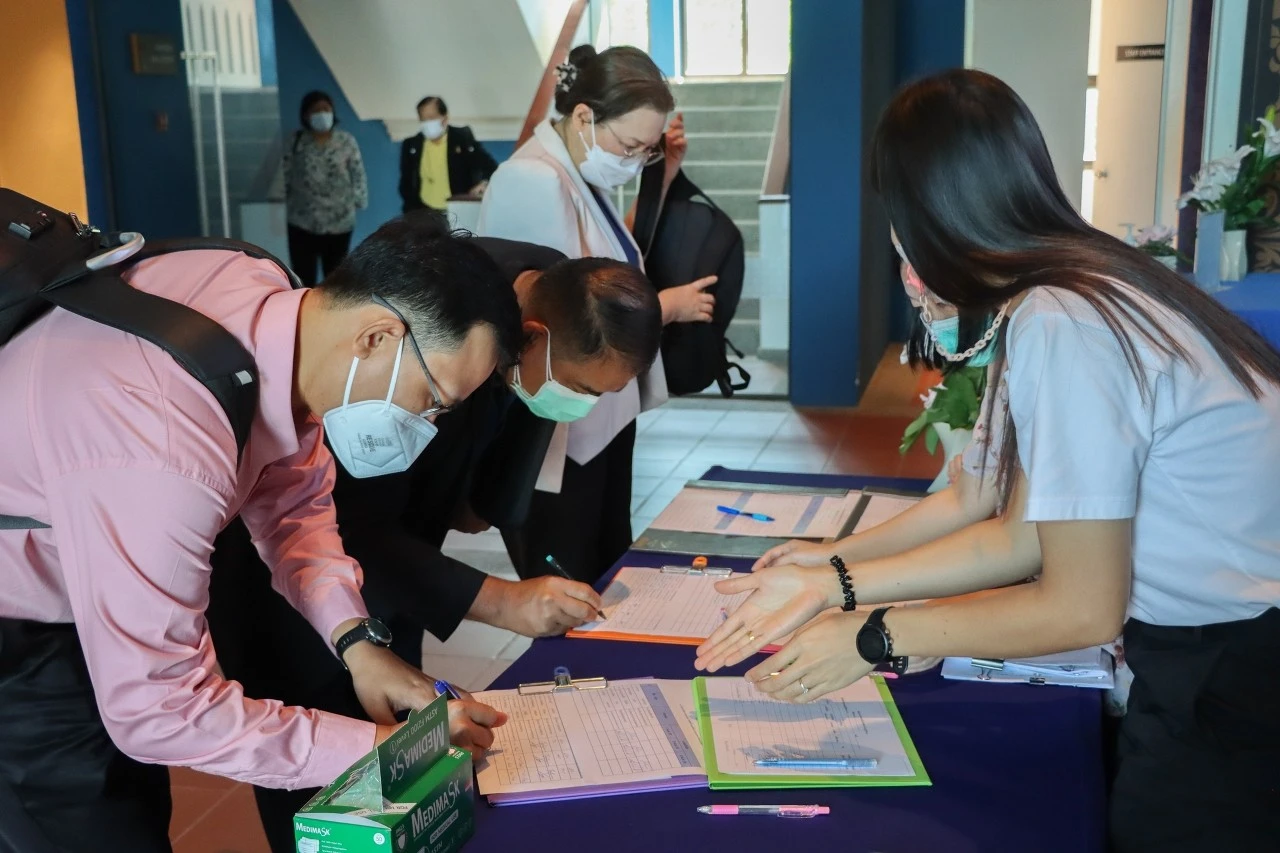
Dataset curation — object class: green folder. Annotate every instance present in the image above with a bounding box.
[692,676,931,789]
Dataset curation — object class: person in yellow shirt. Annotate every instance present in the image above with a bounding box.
[398,96,499,213]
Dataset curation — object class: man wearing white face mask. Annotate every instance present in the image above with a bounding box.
[399,96,499,214]
[478,44,720,583]
[0,214,522,851]
[207,238,663,851]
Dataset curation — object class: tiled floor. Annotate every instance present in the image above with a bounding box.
[171,357,944,851]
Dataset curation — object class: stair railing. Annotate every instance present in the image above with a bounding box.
[516,0,592,148]
[760,70,790,197]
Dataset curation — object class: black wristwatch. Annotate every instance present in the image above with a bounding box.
[334,617,393,668]
[856,607,908,675]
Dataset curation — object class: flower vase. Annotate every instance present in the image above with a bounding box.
[1221,229,1248,282]
[1194,209,1225,292]
[1156,255,1178,270]
[927,423,973,493]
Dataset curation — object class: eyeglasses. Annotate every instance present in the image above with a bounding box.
[371,296,455,418]
[602,124,666,166]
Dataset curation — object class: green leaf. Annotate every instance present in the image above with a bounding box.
[924,424,940,455]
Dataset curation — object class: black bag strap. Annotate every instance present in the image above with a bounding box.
[132,237,302,289]
[632,159,667,259]
[41,268,259,461]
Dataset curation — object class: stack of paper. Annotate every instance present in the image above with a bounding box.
[472,679,706,805]
[694,676,930,789]
[941,646,1115,689]
[566,566,782,649]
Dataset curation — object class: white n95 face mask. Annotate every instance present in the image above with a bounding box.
[323,338,438,478]
[577,114,644,189]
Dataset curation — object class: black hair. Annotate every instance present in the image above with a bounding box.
[528,257,662,376]
[554,45,674,123]
[416,96,448,116]
[870,69,1280,506]
[318,211,524,371]
[299,90,335,129]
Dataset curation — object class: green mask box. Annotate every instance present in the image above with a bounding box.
[294,695,475,853]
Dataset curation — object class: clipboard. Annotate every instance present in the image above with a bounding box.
[633,479,863,557]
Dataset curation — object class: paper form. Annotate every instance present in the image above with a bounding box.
[569,566,757,645]
[701,676,919,779]
[852,493,921,533]
[650,486,863,539]
[473,679,705,801]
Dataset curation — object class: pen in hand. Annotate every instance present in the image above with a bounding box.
[544,555,608,621]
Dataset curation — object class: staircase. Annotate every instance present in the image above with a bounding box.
[622,77,785,358]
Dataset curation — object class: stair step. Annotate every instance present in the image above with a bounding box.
[676,105,777,134]
[735,297,761,320]
[684,132,773,162]
[726,316,761,355]
[680,161,767,193]
[669,79,785,108]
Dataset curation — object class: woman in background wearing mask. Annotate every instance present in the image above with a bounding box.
[285,90,369,285]
[399,95,499,214]
[478,44,717,583]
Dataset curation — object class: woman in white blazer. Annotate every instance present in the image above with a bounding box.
[478,45,717,582]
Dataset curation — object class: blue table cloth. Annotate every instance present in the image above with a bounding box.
[472,468,1106,853]
[1219,272,1280,351]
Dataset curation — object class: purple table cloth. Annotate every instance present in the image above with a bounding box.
[472,468,1106,852]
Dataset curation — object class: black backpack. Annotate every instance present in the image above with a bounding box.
[633,162,750,397]
[0,188,298,529]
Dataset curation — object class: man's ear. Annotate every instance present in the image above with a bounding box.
[520,319,548,351]
[352,312,406,359]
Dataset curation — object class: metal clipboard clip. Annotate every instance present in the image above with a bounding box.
[517,666,609,695]
[660,565,734,577]
[970,658,1004,682]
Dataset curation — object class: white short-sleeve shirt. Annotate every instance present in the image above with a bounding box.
[1005,287,1280,627]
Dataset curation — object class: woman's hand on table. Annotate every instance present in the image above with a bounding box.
[745,610,874,703]
[752,539,833,571]
[693,564,839,672]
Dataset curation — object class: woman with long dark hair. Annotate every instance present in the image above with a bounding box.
[694,69,1280,852]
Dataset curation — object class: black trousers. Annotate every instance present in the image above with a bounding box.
[509,422,636,584]
[287,225,351,286]
[1110,607,1280,852]
[0,619,172,853]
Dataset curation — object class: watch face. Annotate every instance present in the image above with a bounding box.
[857,626,889,663]
[366,618,393,645]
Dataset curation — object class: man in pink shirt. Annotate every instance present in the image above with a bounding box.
[0,216,519,851]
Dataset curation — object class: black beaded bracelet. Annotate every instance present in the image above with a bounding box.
[830,555,856,611]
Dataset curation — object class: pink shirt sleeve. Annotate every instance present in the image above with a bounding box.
[45,465,375,790]
[239,420,369,645]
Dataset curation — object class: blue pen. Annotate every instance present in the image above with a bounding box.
[754,757,879,770]
[716,505,776,522]
[434,679,461,701]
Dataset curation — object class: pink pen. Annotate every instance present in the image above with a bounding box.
[698,805,830,818]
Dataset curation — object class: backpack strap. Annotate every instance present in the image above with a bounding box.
[632,160,667,258]
[132,237,302,288]
[41,268,259,461]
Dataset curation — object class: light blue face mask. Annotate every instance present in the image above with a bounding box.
[925,315,999,368]
[510,330,600,422]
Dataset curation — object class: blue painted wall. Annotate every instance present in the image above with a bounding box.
[889,0,965,341]
[649,0,677,77]
[789,0,865,406]
[63,0,110,228]
[88,1,201,237]
[256,0,279,87]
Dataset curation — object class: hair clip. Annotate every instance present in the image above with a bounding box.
[554,61,578,92]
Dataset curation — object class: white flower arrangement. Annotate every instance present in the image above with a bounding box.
[1179,108,1280,231]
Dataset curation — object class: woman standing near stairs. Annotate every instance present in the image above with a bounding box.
[478,45,718,582]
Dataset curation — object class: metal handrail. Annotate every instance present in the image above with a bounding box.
[516,0,592,148]
[760,70,790,197]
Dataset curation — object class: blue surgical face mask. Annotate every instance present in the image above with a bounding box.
[309,111,334,133]
[925,314,998,368]
[511,330,600,422]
